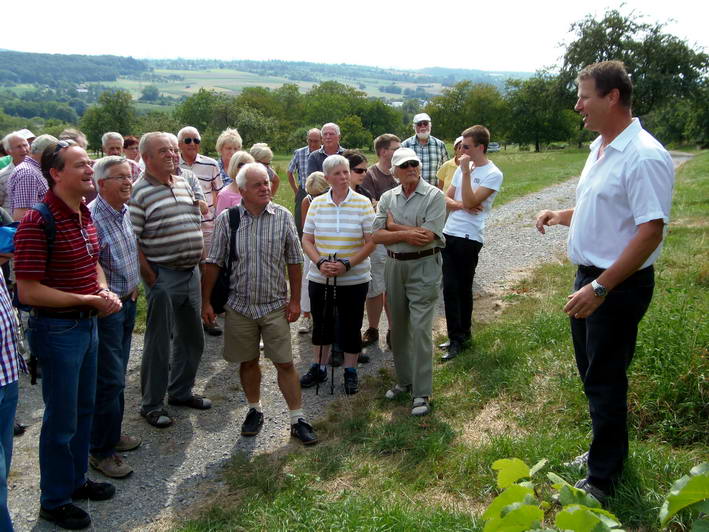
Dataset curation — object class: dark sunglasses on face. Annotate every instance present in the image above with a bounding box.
[351,167,367,174]
[415,121,430,127]
[398,160,419,169]
[183,137,201,144]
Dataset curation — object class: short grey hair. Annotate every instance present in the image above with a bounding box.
[101,131,123,147]
[236,162,268,190]
[216,128,242,152]
[93,156,129,182]
[177,126,200,142]
[139,132,169,156]
[227,151,255,180]
[321,122,341,136]
[322,154,349,176]
[2,131,23,152]
[31,134,59,155]
[307,128,322,138]
[249,143,273,163]
[165,132,178,145]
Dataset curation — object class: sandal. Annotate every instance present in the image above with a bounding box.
[140,408,173,428]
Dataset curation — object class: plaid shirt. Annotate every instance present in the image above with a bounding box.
[218,158,231,187]
[0,268,25,387]
[206,202,303,320]
[401,135,449,185]
[8,157,48,211]
[288,145,315,189]
[88,195,139,298]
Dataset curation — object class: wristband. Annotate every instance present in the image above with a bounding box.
[316,258,328,270]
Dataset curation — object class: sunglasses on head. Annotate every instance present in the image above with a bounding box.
[398,160,419,169]
[183,137,201,144]
[351,167,367,174]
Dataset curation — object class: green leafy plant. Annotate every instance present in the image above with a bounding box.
[659,462,709,529]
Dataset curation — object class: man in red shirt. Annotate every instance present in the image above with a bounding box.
[14,140,122,530]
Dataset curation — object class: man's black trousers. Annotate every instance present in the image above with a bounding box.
[442,234,483,344]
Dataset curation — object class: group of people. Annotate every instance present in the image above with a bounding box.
[0,60,675,529]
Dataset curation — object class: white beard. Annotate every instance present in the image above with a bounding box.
[416,131,430,141]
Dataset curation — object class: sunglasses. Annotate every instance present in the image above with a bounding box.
[351,167,367,174]
[415,121,430,127]
[183,137,201,144]
[398,160,419,169]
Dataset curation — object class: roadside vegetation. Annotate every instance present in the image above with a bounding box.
[174,153,707,530]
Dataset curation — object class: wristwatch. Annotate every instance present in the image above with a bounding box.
[337,258,351,271]
[591,279,608,297]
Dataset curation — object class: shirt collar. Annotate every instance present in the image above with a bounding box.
[607,118,641,153]
[325,187,353,205]
[44,189,92,223]
[21,156,40,169]
[95,194,127,217]
[394,178,427,196]
[318,145,344,156]
[239,201,276,218]
[143,171,177,187]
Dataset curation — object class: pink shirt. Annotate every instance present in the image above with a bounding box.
[215,186,242,217]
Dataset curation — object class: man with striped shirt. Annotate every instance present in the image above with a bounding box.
[202,163,316,445]
[401,113,449,187]
[129,132,208,429]
[15,140,123,529]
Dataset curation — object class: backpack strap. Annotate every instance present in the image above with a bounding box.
[30,202,56,262]
[225,206,241,274]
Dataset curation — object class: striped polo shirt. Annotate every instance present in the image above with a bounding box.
[129,172,203,270]
[303,188,374,286]
[14,189,100,295]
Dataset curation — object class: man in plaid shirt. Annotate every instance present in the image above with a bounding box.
[401,113,449,187]
[287,128,321,235]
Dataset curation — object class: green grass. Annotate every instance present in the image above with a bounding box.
[174,152,708,531]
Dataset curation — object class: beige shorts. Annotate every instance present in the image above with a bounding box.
[223,306,293,364]
[367,244,387,298]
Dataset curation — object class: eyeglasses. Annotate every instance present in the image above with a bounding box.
[351,167,367,174]
[104,175,132,182]
[398,160,419,169]
[415,121,430,127]
[183,137,201,144]
[80,227,96,258]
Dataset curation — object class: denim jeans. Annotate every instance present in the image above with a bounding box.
[0,380,18,531]
[91,300,136,458]
[571,265,654,491]
[28,316,98,510]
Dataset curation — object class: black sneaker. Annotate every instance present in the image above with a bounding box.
[203,323,223,337]
[574,478,610,504]
[71,478,116,501]
[39,503,91,529]
[343,370,359,395]
[290,419,318,445]
[300,365,327,388]
[241,408,264,436]
[386,330,391,350]
[361,327,379,347]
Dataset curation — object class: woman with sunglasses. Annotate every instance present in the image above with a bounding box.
[215,151,255,217]
[343,150,374,204]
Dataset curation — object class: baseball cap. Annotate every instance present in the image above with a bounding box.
[412,113,431,125]
[17,129,35,140]
[454,136,464,148]
[391,147,420,167]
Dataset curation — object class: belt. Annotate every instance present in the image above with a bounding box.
[31,308,98,319]
[578,264,654,277]
[387,247,441,261]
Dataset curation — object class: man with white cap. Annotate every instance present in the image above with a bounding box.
[401,113,448,188]
[372,147,446,416]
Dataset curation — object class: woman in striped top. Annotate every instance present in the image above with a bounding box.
[300,155,375,396]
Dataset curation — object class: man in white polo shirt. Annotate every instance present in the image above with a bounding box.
[536,60,674,502]
[441,125,503,360]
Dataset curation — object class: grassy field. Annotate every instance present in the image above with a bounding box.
[173,153,708,530]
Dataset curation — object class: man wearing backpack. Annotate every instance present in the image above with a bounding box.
[201,163,317,445]
[14,140,123,530]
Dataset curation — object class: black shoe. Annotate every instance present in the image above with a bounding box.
[14,422,26,436]
[574,478,610,504]
[40,503,91,529]
[358,353,370,364]
[203,323,223,337]
[386,330,391,350]
[291,418,318,445]
[361,327,379,347]
[300,365,327,388]
[343,370,359,395]
[441,341,462,361]
[71,478,116,501]
[331,350,343,367]
[241,408,264,436]
[438,339,450,349]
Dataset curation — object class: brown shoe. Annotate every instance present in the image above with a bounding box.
[115,434,142,452]
[362,327,379,347]
[90,453,133,479]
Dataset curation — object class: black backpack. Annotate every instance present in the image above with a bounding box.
[13,202,55,312]
[210,206,241,314]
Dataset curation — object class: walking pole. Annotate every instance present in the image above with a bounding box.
[330,253,338,395]
[316,254,331,396]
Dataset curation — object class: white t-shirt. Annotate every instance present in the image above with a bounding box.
[443,162,503,244]
[568,118,674,269]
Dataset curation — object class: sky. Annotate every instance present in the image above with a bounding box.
[2,0,706,73]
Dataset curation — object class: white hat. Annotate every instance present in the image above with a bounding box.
[391,147,420,167]
[17,129,35,140]
[454,136,464,148]
[412,113,431,125]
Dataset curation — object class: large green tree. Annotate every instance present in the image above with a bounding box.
[560,8,709,117]
[80,89,136,149]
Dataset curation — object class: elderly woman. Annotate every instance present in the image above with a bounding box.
[249,143,280,196]
[300,155,375,395]
[216,128,242,186]
[436,135,463,192]
[297,171,329,335]
[123,136,141,164]
[215,151,254,217]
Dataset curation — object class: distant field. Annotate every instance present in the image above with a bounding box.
[105,68,448,101]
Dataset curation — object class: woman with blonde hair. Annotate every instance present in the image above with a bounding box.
[215,151,255,216]
[216,128,242,186]
[249,143,280,196]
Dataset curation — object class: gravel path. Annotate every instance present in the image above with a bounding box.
[8,153,690,531]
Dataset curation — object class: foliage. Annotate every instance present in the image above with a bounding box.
[659,462,709,528]
[339,115,372,150]
[505,73,578,151]
[559,8,709,117]
[140,85,160,102]
[80,90,136,149]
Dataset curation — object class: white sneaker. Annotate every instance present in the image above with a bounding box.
[298,316,312,334]
[384,384,409,400]
[411,397,431,416]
